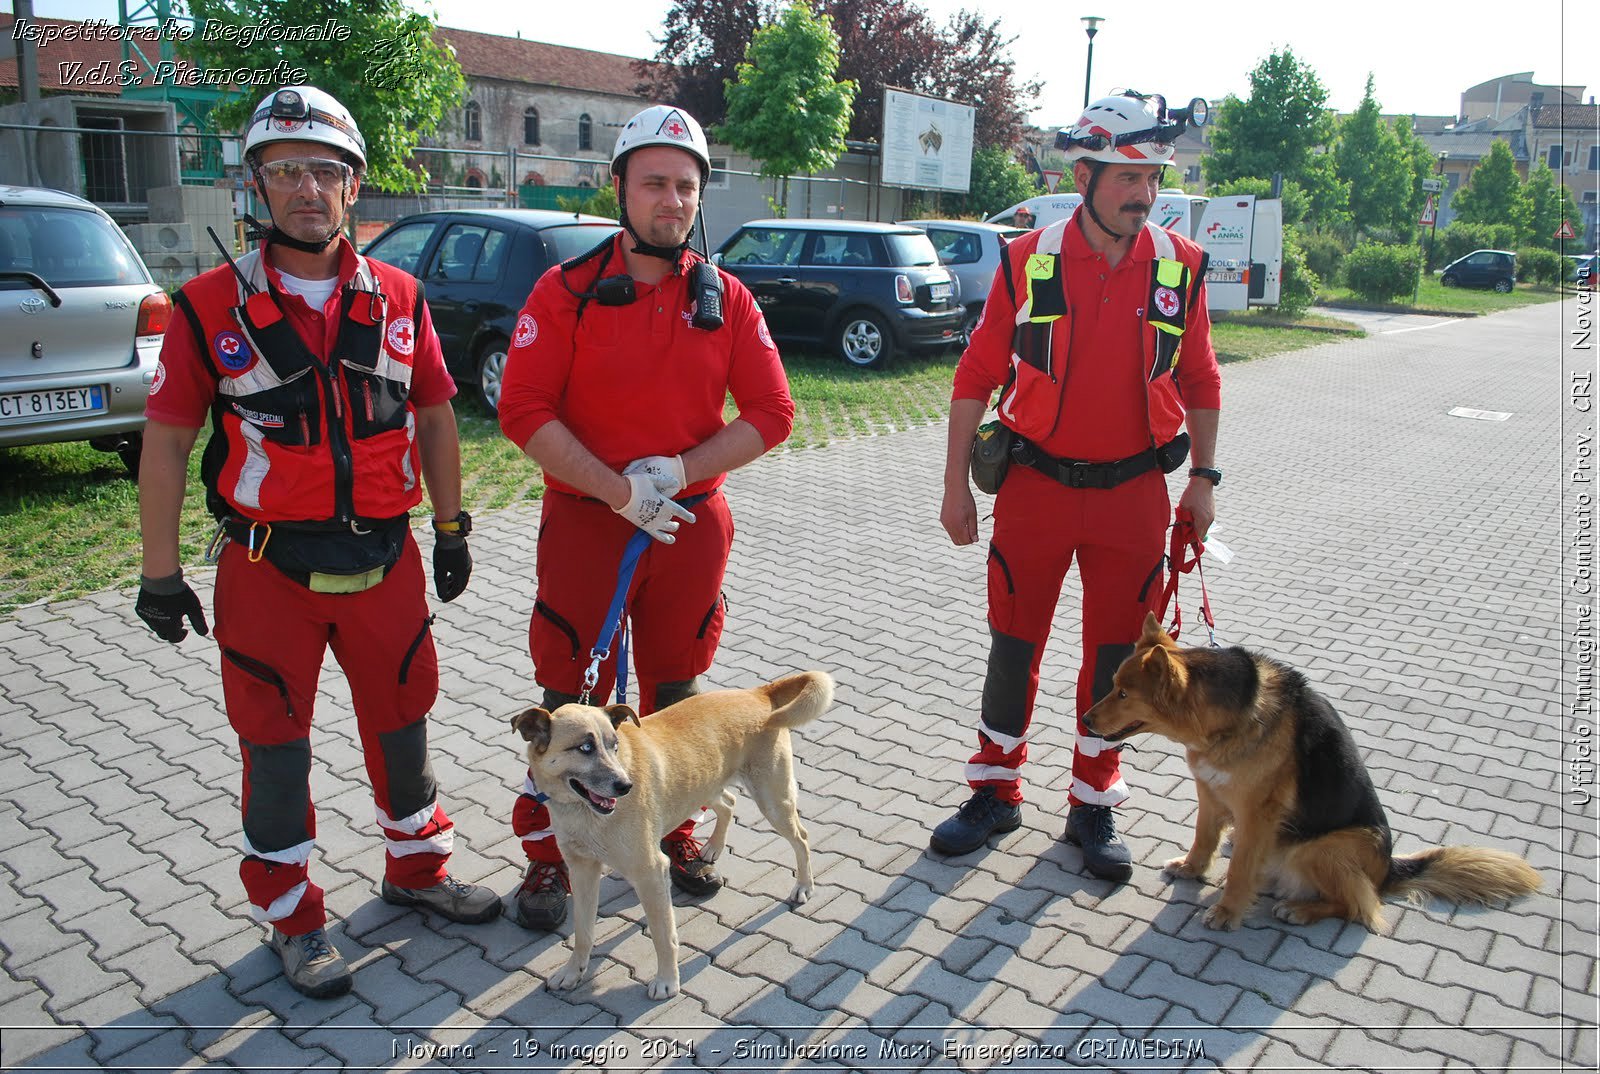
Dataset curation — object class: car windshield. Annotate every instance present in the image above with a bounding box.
[542,224,621,263]
[884,232,940,267]
[0,207,147,290]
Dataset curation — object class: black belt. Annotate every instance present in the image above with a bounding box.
[1013,433,1189,490]
[222,515,409,592]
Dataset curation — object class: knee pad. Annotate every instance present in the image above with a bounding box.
[653,677,702,709]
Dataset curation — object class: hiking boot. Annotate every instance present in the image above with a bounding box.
[381,874,502,924]
[1062,804,1134,883]
[662,835,722,896]
[929,787,1023,855]
[514,860,570,931]
[268,927,352,999]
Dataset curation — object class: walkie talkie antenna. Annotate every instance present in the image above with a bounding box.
[207,226,258,297]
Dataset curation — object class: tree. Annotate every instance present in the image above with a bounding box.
[720,1,857,214]
[1333,75,1412,240]
[1393,116,1436,235]
[178,0,464,193]
[1453,140,1532,240]
[635,0,770,128]
[1202,47,1336,190]
[922,10,1039,149]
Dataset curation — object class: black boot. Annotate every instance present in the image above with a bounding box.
[1062,804,1133,883]
[929,787,1023,855]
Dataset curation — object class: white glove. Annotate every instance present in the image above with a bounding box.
[623,454,687,498]
[615,472,696,543]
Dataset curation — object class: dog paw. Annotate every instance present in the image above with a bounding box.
[1202,904,1243,931]
[546,960,589,992]
[1163,857,1205,880]
[788,882,813,906]
[647,975,680,1000]
[700,841,724,864]
[1272,900,1313,925]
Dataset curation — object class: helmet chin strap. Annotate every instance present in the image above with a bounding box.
[1080,163,1130,243]
[246,183,345,255]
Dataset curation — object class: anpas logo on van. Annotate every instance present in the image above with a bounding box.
[1205,222,1246,242]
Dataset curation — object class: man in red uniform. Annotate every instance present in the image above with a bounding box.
[135,86,499,1000]
[497,105,794,929]
[932,92,1222,882]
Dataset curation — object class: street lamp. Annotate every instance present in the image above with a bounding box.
[1081,16,1104,109]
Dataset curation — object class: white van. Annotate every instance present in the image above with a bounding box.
[988,190,1285,311]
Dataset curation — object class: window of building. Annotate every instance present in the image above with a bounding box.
[1589,145,1599,171]
[1548,144,1564,169]
[578,113,593,151]
[524,108,540,146]
[707,156,729,190]
[464,100,482,142]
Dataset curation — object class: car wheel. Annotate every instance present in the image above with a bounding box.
[475,336,509,415]
[836,311,893,368]
[1441,274,1457,287]
[1493,278,1513,294]
[959,306,982,349]
[117,433,142,479]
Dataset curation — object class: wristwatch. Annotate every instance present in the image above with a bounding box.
[432,510,473,536]
[1188,467,1222,487]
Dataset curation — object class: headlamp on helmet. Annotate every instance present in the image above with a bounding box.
[1055,90,1208,163]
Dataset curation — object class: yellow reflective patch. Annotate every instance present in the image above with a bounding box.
[1156,258,1184,288]
[1026,253,1055,280]
[308,567,386,594]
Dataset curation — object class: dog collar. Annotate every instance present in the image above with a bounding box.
[526,778,549,805]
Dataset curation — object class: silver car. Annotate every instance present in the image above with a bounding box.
[900,219,1027,347]
[1,186,169,475]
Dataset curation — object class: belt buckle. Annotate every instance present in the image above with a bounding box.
[1064,461,1091,488]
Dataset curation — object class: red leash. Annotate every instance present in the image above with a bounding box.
[1161,506,1216,645]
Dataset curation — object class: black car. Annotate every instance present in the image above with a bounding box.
[712,219,962,368]
[362,209,619,413]
[1440,249,1516,293]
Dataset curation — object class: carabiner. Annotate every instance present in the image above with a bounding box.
[247,520,271,563]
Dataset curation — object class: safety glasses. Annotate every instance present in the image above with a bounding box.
[257,157,353,194]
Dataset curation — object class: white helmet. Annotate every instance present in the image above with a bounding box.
[612,105,711,177]
[1059,93,1175,166]
[243,86,367,171]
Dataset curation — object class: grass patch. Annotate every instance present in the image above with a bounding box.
[1,317,1358,613]
[1318,276,1564,315]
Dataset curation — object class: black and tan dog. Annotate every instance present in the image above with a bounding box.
[1083,614,1541,931]
[510,671,833,999]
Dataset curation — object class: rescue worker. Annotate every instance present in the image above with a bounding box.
[134,86,499,1000]
[497,105,794,929]
[1013,205,1037,229]
[931,92,1222,881]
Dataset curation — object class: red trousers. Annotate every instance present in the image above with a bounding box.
[513,490,734,862]
[213,533,454,936]
[969,466,1171,808]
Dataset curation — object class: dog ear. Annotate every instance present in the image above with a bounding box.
[1140,643,1189,699]
[605,704,641,729]
[1140,611,1178,650]
[510,707,553,752]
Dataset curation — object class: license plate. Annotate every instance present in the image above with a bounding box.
[1207,269,1245,284]
[0,386,107,424]
[930,282,953,300]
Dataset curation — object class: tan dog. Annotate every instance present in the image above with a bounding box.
[1083,614,1540,931]
[509,670,834,999]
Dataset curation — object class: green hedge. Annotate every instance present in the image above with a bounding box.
[1431,221,1519,270]
[1516,247,1567,286]
[1299,230,1348,287]
[1344,242,1421,302]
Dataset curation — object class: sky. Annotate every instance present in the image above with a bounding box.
[17,0,1600,128]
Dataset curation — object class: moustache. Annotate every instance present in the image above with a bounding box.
[1121,203,1152,214]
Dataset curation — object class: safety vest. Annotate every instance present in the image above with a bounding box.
[171,247,425,525]
[995,219,1207,447]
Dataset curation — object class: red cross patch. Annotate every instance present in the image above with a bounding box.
[1154,286,1181,318]
[386,316,415,356]
[665,120,687,138]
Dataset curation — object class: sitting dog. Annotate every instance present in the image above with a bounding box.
[509,670,834,999]
[1083,614,1541,931]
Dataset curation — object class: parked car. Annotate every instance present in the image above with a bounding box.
[1567,253,1597,290]
[712,219,961,368]
[900,219,1027,346]
[362,209,620,413]
[1440,249,1516,293]
[0,186,170,476]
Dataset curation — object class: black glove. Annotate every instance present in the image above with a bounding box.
[433,534,471,603]
[136,572,209,643]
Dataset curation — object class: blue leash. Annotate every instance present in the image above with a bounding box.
[579,492,707,707]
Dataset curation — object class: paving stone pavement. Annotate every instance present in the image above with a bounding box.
[1,300,1594,1073]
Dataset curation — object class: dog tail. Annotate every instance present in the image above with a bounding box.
[762,671,835,730]
[1384,846,1541,907]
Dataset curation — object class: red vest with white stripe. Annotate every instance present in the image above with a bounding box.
[173,249,425,525]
